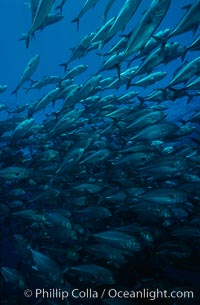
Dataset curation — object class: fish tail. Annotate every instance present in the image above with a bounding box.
[187,94,193,104]
[27,108,34,118]
[126,81,133,89]
[181,48,188,61]
[11,89,17,96]
[96,52,105,57]
[71,17,80,31]
[98,41,104,50]
[55,4,63,14]
[137,96,145,105]
[59,62,68,72]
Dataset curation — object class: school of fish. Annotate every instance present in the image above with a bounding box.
[0,0,200,304]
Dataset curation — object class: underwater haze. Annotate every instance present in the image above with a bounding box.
[0,0,200,304]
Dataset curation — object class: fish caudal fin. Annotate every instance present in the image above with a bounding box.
[11,89,17,96]
[59,63,68,72]
[71,17,80,31]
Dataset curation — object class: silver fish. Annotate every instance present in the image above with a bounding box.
[11,54,40,95]
[0,166,31,180]
[26,0,56,47]
[169,0,200,37]
[125,0,171,56]
[72,0,99,30]
[108,0,141,38]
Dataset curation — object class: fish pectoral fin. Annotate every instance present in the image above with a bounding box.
[59,62,68,72]
[71,17,80,31]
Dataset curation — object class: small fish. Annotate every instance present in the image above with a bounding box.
[0,104,8,111]
[125,0,171,56]
[169,0,200,38]
[39,14,64,30]
[28,87,60,116]
[1,267,26,289]
[76,206,111,222]
[25,75,61,91]
[30,0,40,21]
[91,17,115,48]
[60,32,97,71]
[86,244,127,267]
[131,71,167,88]
[135,42,183,76]
[185,75,200,90]
[50,108,84,137]
[135,28,171,59]
[168,56,200,87]
[0,166,31,180]
[45,211,72,229]
[72,0,99,30]
[99,52,126,77]
[73,183,102,193]
[31,249,63,282]
[126,110,166,130]
[11,54,40,95]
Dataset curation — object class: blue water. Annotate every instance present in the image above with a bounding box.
[0,0,199,120]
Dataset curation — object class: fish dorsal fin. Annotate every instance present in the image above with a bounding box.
[167,87,180,94]
[182,4,192,10]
